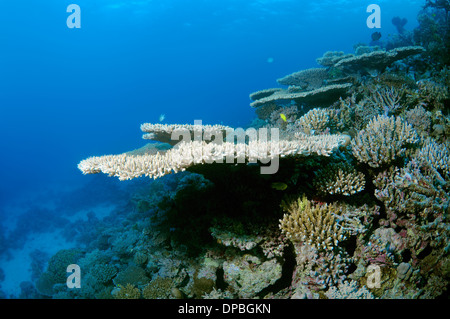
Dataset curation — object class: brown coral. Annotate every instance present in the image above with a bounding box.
[279,196,346,251]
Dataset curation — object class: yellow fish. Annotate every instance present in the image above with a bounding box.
[271,182,288,191]
[280,113,287,122]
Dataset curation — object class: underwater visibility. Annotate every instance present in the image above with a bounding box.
[0,0,449,301]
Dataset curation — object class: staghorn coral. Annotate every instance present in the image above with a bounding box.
[313,161,366,196]
[351,115,420,168]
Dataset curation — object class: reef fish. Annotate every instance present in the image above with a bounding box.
[271,182,288,191]
[371,31,381,41]
[280,113,287,122]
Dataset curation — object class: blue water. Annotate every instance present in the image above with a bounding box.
[0,0,426,298]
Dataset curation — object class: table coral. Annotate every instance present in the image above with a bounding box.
[249,83,352,108]
[277,68,328,90]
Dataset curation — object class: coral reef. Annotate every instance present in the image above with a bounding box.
[43,15,449,301]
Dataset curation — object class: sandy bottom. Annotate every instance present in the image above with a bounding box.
[0,203,116,298]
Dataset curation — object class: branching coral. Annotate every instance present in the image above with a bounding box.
[404,105,432,136]
[373,157,449,261]
[279,196,347,251]
[351,115,420,168]
[365,85,405,116]
[406,79,449,110]
[313,161,366,196]
[296,108,331,135]
[417,138,450,176]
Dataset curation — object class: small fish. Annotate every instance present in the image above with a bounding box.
[159,113,165,122]
[280,113,287,122]
[371,31,381,41]
[271,182,288,191]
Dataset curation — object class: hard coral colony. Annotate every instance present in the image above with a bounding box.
[39,5,450,300]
